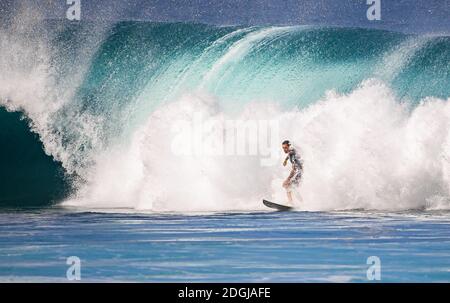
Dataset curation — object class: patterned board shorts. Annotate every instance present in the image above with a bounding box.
[286,169,302,192]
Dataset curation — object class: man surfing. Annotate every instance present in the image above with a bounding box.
[281,140,303,206]
[262,140,303,211]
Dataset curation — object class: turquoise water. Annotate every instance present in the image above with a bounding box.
[1,22,450,207]
[1,208,450,282]
[1,20,450,282]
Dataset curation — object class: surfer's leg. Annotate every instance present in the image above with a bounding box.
[286,190,293,204]
[286,171,301,205]
[285,182,294,204]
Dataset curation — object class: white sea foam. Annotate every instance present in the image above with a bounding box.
[64,80,450,212]
[0,4,113,174]
[1,12,449,212]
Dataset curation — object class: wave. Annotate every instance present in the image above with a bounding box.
[63,80,450,211]
[1,14,449,211]
[0,108,69,207]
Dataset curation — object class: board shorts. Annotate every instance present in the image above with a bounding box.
[286,169,302,193]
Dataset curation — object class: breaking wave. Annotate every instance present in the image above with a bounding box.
[1,10,449,211]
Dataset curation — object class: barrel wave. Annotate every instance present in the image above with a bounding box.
[1,12,449,211]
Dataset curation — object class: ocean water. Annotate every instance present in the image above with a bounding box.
[1,208,450,282]
[1,6,450,282]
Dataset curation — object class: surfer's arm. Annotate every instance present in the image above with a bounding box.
[283,149,294,166]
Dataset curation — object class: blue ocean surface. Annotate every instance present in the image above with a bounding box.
[1,208,449,282]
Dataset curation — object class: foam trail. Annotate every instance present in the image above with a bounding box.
[200,27,294,89]
[170,27,256,96]
[374,36,431,81]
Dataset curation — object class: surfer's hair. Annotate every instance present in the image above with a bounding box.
[282,140,290,145]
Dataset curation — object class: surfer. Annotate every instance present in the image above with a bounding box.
[282,140,303,205]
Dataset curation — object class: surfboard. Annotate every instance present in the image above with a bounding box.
[263,199,293,211]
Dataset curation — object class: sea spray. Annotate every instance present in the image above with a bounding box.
[1,17,449,211]
[65,81,450,211]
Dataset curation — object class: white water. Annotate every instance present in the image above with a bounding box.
[1,11,449,212]
[0,5,112,175]
[63,80,450,211]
